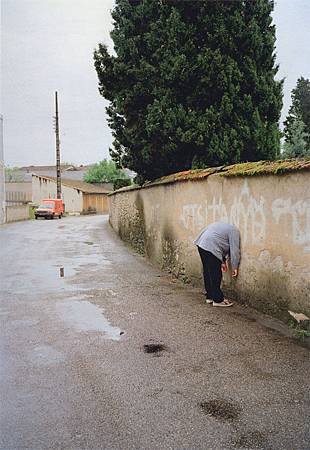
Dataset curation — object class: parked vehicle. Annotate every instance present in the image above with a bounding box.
[35,199,64,220]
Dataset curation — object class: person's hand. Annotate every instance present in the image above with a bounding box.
[232,269,238,277]
[221,263,227,272]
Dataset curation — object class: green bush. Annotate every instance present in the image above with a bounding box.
[113,178,132,190]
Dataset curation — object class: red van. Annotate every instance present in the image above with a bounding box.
[35,199,65,220]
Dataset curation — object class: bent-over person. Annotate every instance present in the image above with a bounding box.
[194,222,240,307]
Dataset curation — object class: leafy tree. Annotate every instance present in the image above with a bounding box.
[282,118,310,158]
[83,159,131,186]
[94,0,282,183]
[283,77,310,148]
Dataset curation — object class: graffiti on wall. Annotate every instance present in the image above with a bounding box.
[272,198,310,250]
[150,203,161,227]
[180,179,310,248]
[147,203,161,239]
[180,180,266,244]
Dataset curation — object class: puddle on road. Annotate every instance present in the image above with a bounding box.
[54,254,111,275]
[10,318,39,328]
[78,254,111,266]
[52,265,76,278]
[29,345,65,366]
[56,300,122,340]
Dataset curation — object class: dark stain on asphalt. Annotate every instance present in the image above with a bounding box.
[147,387,163,398]
[143,343,166,354]
[233,430,269,449]
[191,365,205,374]
[199,399,241,421]
[203,319,218,326]
[231,311,256,323]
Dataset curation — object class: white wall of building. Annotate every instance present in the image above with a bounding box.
[0,115,5,224]
[6,205,29,223]
[5,182,32,203]
[32,175,83,213]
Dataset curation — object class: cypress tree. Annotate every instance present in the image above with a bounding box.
[283,77,310,149]
[94,0,282,183]
[282,119,310,158]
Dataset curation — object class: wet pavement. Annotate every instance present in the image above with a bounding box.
[0,215,309,450]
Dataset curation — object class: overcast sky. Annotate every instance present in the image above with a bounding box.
[1,0,310,167]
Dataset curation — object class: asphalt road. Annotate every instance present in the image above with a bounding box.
[0,215,309,450]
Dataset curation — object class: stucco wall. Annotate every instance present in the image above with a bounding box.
[6,205,29,222]
[32,175,83,213]
[109,170,310,319]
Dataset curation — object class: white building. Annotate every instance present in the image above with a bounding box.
[32,174,111,214]
[0,115,5,224]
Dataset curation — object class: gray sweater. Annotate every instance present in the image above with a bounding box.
[194,222,240,269]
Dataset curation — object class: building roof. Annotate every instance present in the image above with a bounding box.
[20,164,75,172]
[33,174,112,194]
[65,165,93,172]
[18,165,94,181]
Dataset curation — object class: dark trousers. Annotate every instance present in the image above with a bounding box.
[197,247,224,303]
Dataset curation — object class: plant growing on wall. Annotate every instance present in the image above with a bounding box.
[94,0,283,183]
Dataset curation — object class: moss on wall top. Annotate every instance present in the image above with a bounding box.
[109,158,310,195]
[221,158,310,177]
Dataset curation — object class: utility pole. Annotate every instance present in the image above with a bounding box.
[54,91,61,199]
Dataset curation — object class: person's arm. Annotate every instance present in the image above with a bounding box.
[229,228,240,277]
[221,255,228,272]
[221,261,227,272]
